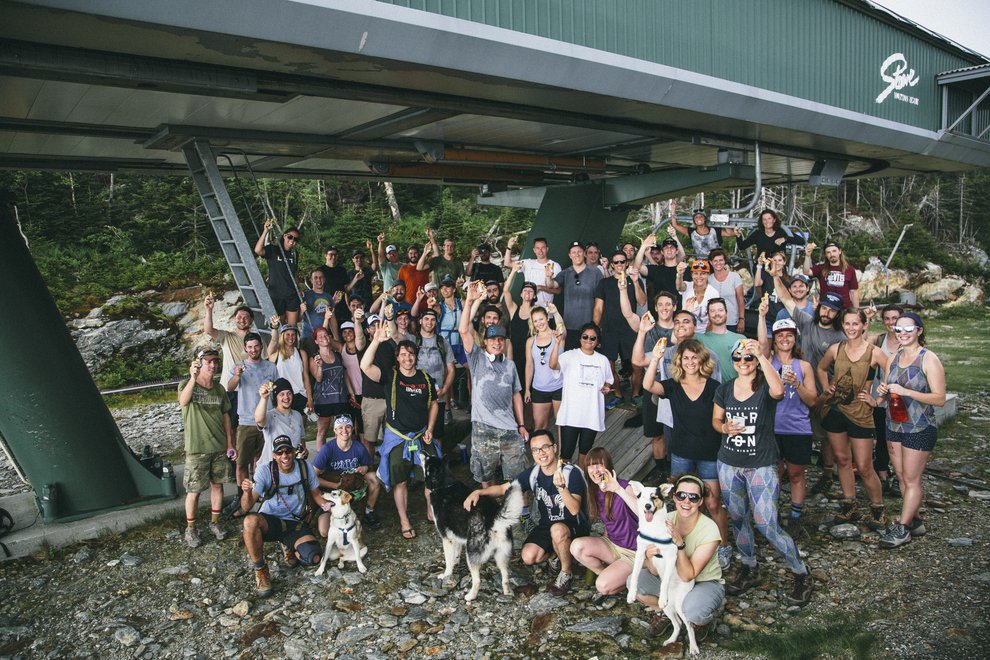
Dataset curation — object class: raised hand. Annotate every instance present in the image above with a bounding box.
[332,291,344,305]
[377,232,386,243]
[269,315,280,329]
[652,337,667,360]
[676,261,688,275]
[189,360,201,377]
[507,236,518,249]
[642,233,657,247]
[204,292,215,310]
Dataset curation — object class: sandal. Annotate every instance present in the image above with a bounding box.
[401,528,417,540]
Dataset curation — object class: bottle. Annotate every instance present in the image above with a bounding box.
[888,392,909,423]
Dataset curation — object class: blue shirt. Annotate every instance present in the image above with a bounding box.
[313,441,372,474]
[253,459,318,520]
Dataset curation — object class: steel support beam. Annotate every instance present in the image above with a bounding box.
[602,164,756,208]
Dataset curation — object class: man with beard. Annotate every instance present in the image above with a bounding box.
[415,309,455,442]
[465,243,504,285]
[775,273,815,323]
[698,298,746,382]
[548,241,604,350]
[203,295,255,425]
[398,244,430,305]
[804,240,860,309]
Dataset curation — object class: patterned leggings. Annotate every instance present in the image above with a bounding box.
[717,462,806,574]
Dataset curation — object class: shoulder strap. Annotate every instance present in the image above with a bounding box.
[529,465,541,493]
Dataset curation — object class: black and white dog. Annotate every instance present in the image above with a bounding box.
[422,454,523,601]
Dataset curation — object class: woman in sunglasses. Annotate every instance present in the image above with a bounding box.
[525,305,565,432]
[712,339,813,606]
[631,474,725,641]
[549,322,614,471]
[642,338,733,570]
[876,313,945,549]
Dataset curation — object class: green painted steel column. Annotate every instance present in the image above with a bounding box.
[0,218,171,521]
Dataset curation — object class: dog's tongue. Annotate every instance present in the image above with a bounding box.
[644,510,654,523]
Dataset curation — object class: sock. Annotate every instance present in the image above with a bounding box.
[253,560,267,571]
[791,502,804,519]
[211,509,221,524]
[186,518,196,529]
[365,506,374,515]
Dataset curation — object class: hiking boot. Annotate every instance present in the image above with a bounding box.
[222,496,241,518]
[647,612,672,639]
[727,564,761,596]
[907,517,927,537]
[784,571,814,606]
[208,522,226,541]
[717,545,733,571]
[834,499,860,524]
[590,591,612,607]
[255,565,273,598]
[547,554,561,578]
[694,621,713,643]
[879,522,911,549]
[547,571,573,597]
[865,504,889,532]
[281,542,298,568]
[809,474,834,496]
[785,516,809,539]
[184,526,201,548]
[363,509,380,529]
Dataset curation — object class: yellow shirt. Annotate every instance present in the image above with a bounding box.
[667,511,723,584]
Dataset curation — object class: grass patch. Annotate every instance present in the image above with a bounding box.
[725,613,877,659]
[103,388,178,408]
[925,313,990,397]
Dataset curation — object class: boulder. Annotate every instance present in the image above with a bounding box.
[840,214,883,237]
[72,319,183,373]
[857,257,909,301]
[943,284,985,308]
[912,262,943,285]
[915,277,966,303]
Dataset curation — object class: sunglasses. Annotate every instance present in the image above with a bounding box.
[893,325,918,333]
[612,259,627,265]
[574,277,581,286]
[531,445,554,455]
[273,448,295,456]
[691,263,710,272]
[581,334,598,341]
[286,234,300,242]
[731,354,757,362]
[674,491,702,503]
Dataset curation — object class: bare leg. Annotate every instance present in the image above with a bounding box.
[315,416,332,451]
[851,437,883,505]
[550,523,575,573]
[394,481,411,532]
[184,491,200,525]
[828,432,856,499]
[898,447,930,524]
[703,481,730,551]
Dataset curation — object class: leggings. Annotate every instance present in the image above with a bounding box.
[559,426,597,463]
[872,406,890,474]
[717,462,806,574]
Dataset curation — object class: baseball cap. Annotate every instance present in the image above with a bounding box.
[484,325,507,339]
[195,348,219,360]
[484,279,499,288]
[821,292,844,311]
[367,314,381,324]
[661,238,678,248]
[351,249,364,257]
[278,323,298,334]
[424,282,438,292]
[521,281,538,293]
[440,275,456,287]
[419,309,438,319]
[477,243,491,252]
[772,319,799,335]
[823,239,841,250]
[568,241,584,250]
[690,259,711,273]
[334,415,353,429]
[789,273,811,286]
[340,321,355,330]
[271,435,294,454]
[385,244,397,253]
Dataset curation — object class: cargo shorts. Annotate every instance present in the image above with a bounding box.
[184,451,232,492]
[470,422,532,484]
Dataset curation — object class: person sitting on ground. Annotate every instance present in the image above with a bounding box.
[571,447,640,605]
[178,348,235,548]
[632,474,725,643]
[313,415,381,529]
[464,429,588,596]
[240,435,333,597]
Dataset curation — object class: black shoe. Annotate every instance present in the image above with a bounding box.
[363,510,380,529]
[221,495,241,519]
[834,499,860,524]
[888,476,902,498]
[784,571,813,606]
[590,592,611,607]
[623,415,644,428]
[727,564,761,596]
[906,517,927,537]
[809,474,835,496]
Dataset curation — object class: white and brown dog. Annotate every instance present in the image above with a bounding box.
[315,490,368,575]
[626,481,698,655]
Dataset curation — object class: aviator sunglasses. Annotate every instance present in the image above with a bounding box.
[674,491,702,503]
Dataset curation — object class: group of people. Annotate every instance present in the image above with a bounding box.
[177,208,946,642]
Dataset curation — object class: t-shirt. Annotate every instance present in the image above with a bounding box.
[466,344,522,431]
[301,289,334,339]
[254,459,318,521]
[215,329,248,388]
[556,349,614,432]
[428,255,465,288]
[317,265,349,296]
[381,366,436,433]
[791,307,845,377]
[346,266,375,304]
[554,266,603,330]
[709,271,744,325]
[714,380,779,468]
[775,299,815,324]
[660,378,721,461]
[516,466,586,526]
[666,511,722,584]
[594,478,638,550]
[180,380,231,454]
[594,276,638,334]
[520,258,561,306]
[644,263,679,304]
[229,359,279,426]
[471,261,504,285]
[397,264,430,304]
[360,341,394,399]
[698,330,746,382]
[263,245,298,297]
[258,408,305,465]
[811,263,858,307]
[313,441,372,474]
[688,226,722,259]
[680,284,720,333]
[379,260,402,292]
[416,335,454,401]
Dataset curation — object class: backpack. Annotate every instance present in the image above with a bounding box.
[527,463,589,526]
[416,334,448,365]
[0,507,13,558]
[261,458,312,523]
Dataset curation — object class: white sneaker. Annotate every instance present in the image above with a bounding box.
[717,545,733,570]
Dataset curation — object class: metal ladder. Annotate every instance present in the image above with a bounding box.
[182,139,276,335]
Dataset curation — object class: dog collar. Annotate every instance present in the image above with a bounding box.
[337,522,356,546]
[638,531,674,545]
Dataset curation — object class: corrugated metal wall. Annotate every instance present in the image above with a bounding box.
[379,0,978,130]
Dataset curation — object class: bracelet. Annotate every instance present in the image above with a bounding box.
[676,542,686,550]
[517,423,526,429]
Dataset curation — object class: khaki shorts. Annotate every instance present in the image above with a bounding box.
[184,451,231,492]
[604,537,637,566]
[236,426,264,467]
[362,397,387,445]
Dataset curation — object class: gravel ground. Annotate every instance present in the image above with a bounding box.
[1,398,988,658]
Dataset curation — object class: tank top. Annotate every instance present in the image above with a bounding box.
[313,351,347,406]
[438,298,462,347]
[276,348,306,396]
[886,348,936,434]
[870,334,898,403]
[689,227,720,259]
[771,356,812,435]
[341,347,362,397]
[530,335,564,392]
[509,308,530,377]
[833,341,875,429]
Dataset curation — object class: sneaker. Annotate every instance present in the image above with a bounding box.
[647,613,672,639]
[907,517,927,537]
[363,509,380,529]
[693,621,713,643]
[547,571,573,597]
[865,504,888,532]
[879,522,911,549]
[184,526,201,548]
[888,476,902,498]
[631,395,643,408]
[784,571,813,606]
[208,522,226,541]
[444,409,454,424]
[834,499,860,524]
[590,592,611,607]
[604,396,622,411]
[547,555,561,578]
[727,564,761,596]
[281,542,298,568]
[809,474,834,496]
[255,565,273,598]
[717,545,733,571]
[222,496,241,518]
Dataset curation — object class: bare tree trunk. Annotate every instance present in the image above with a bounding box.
[383,181,402,223]
[959,173,966,244]
[68,172,77,214]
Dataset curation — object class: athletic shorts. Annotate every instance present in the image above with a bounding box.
[670,454,719,481]
[822,408,875,439]
[775,434,813,466]
[598,329,636,362]
[361,397,387,444]
[236,426,264,467]
[887,426,937,452]
[530,387,562,404]
[314,402,349,419]
[271,294,301,316]
[524,521,589,554]
[183,451,231,492]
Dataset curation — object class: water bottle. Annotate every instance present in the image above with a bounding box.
[888,393,909,423]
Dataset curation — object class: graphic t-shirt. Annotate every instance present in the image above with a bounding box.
[381,367,436,432]
[263,245,298,297]
[301,289,334,338]
[254,460,318,520]
[228,359,279,426]
[556,349,613,432]
[313,441,372,474]
[811,263,859,308]
[516,466,586,526]
[180,380,231,454]
[714,380,779,468]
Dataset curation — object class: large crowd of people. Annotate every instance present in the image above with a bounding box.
[179,208,946,646]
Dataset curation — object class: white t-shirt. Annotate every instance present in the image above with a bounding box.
[710,271,744,325]
[681,284,721,333]
[258,408,305,465]
[556,349,614,431]
[520,258,561,306]
[276,348,306,396]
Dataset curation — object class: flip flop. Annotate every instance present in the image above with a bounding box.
[401,528,417,540]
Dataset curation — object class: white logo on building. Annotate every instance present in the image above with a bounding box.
[876,53,920,105]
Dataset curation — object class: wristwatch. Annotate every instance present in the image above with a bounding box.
[676,542,686,550]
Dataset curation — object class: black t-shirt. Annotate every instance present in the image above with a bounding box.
[382,366,436,433]
[714,380,780,468]
[359,340,394,399]
[347,267,375,304]
[318,265,349,296]
[263,245,298,296]
[660,378,721,461]
[472,261,504,285]
[644,263,679,302]
[594,276,637,334]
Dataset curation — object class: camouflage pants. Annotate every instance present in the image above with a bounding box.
[470,422,532,483]
[184,451,232,492]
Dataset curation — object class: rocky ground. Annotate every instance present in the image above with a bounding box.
[2,396,989,658]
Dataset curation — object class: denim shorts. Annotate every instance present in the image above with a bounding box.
[670,454,719,481]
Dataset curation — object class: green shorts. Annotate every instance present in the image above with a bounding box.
[236,426,264,467]
[183,451,231,492]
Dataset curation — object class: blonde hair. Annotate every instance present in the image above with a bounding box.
[527,306,549,337]
[670,339,715,381]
